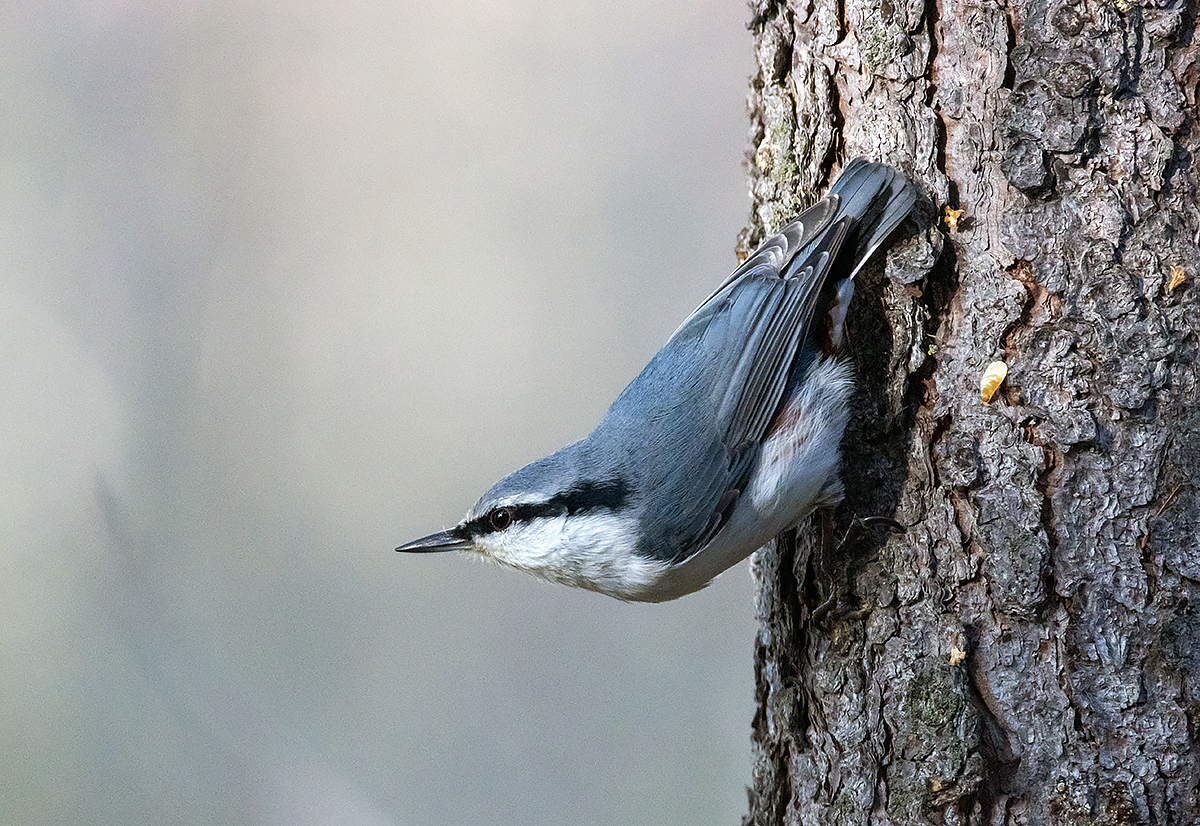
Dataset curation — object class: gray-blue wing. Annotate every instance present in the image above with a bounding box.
[610,160,916,563]
[615,210,851,564]
[700,226,850,450]
[671,193,840,335]
[682,157,916,472]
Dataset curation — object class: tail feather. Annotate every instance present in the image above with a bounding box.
[775,159,917,355]
[825,158,918,279]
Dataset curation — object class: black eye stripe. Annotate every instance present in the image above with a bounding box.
[549,480,629,515]
[467,480,629,536]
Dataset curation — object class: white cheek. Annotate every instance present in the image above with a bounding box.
[477,517,567,564]
[475,513,668,599]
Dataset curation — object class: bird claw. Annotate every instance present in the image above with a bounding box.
[837,514,906,548]
[809,585,867,630]
[809,514,904,629]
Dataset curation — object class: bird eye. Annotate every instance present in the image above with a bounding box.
[488,507,514,531]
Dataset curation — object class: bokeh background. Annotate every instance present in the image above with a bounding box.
[1,4,759,824]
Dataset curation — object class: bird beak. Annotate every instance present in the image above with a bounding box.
[395,528,471,553]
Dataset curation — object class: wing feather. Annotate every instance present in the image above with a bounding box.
[599,160,916,564]
[673,192,840,336]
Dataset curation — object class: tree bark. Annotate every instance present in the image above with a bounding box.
[740,0,1200,823]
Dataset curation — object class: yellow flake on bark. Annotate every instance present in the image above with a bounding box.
[981,361,1008,404]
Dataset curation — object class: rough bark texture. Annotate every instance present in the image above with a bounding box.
[740,0,1200,823]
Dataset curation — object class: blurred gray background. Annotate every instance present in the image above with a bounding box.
[0,4,759,824]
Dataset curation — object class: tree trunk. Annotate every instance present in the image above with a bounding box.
[740,0,1200,823]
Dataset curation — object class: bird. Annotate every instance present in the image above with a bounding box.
[397,159,917,602]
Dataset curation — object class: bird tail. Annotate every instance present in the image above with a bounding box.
[822,158,918,281]
[775,159,917,354]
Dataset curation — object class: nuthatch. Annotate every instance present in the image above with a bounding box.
[398,159,916,601]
